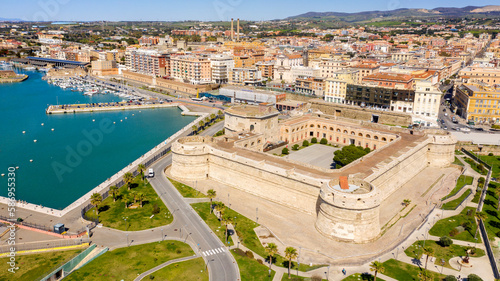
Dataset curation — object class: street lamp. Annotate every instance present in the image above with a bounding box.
[161,228,164,241]
[126,233,129,247]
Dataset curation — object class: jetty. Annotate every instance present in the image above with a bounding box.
[46,100,179,114]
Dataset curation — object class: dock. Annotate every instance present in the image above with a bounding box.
[46,101,179,114]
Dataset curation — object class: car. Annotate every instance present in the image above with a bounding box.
[443,108,446,112]
[475,128,484,131]
[443,126,448,130]
[444,113,448,117]
[148,168,154,178]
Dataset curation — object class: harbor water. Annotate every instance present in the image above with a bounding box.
[0,69,195,209]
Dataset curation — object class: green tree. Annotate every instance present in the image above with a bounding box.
[123,172,134,190]
[292,144,299,151]
[214,202,225,220]
[207,189,216,213]
[90,193,103,215]
[109,185,118,202]
[311,137,317,143]
[495,188,500,211]
[284,247,298,279]
[439,236,453,247]
[467,274,483,281]
[369,261,385,281]
[333,145,370,167]
[221,214,233,243]
[198,120,205,129]
[130,190,138,204]
[137,164,146,181]
[282,147,289,155]
[443,275,457,281]
[192,125,198,134]
[265,243,278,274]
[210,113,216,121]
[302,140,309,147]
[403,199,411,207]
[423,247,434,272]
[137,193,145,207]
[320,138,328,145]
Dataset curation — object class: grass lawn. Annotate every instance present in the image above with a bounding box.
[382,259,446,281]
[232,248,276,281]
[0,249,82,281]
[404,240,485,269]
[455,150,464,155]
[452,157,464,166]
[191,202,234,246]
[144,257,208,281]
[429,207,481,243]
[342,273,385,281]
[441,175,473,201]
[168,177,206,198]
[65,241,194,281]
[85,176,173,231]
[482,182,500,241]
[191,202,323,272]
[478,155,500,178]
[442,189,472,210]
[464,158,488,175]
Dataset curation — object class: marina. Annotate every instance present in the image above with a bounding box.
[46,100,179,114]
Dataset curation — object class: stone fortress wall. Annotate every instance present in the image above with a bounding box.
[170,111,456,243]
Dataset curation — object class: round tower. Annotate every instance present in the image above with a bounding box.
[171,136,213,181]
[315,177,381,243]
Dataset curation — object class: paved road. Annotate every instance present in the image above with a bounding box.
[147,122,240,281]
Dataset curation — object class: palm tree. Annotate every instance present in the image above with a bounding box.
[210,113,216,121]
[474,211,488,239]
[265,243,278,274]
[90,192,102,216]
[423,247,434,272]
[214,202,225,220]
[369,261,385,281]
[403,199,411,207]
[123,172,133,190]
[109,185,118,202]
[204,116,210,124]
[217,110,223,118]
[221,215,233,243]
[198,120,205,129]
[192,125,198,134]
[137,164,146,181]
[207,189,216,213]
[124,194,133,209]
[137,193,146,207]
[130,191,138,204]
[284,247,298,279]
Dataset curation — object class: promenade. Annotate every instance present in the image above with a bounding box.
[46,100,178,114]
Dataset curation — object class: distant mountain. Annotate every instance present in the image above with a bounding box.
[287,5,500,22]
[0,17,24,22]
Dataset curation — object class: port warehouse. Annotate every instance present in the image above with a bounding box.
[218,86,287,104]
[11,57,89,68]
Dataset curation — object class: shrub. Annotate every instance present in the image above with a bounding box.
[303,140,309,147]
[152,204,160,215]
[311,276,322,281]
[439,236,453,247]
[449,228,459,237]
[489,152,494,156]
[233,248,245,257]
[257,259,263,264]
[149,275,155,280]
[320,138,328,145]
[443,275,456,281]
[478,177,485,184]
[467,274,483,281]
[478,164,485,172]
[311,137,317,143]
[245,250,254,259]
[292,144,299,151]
[333,145,370,168]
[282,147,289,155]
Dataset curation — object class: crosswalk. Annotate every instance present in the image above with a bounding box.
[201,247,228,257]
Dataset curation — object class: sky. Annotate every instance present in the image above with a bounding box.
[1,0,500,22]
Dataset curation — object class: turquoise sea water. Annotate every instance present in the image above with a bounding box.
[0,69,195,209]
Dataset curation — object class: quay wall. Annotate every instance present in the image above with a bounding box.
[46,103,179,114]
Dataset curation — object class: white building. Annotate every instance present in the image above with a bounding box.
[210,55,234,84]
[412,81,443,126]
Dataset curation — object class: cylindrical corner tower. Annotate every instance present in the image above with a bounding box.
[427,134,456,167]
[171,136,212,181]
[315,178,380,243]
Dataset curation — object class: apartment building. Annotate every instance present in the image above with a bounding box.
[459,67,500,86]
[210,55,234,84]
[228,67,262,86]
[170,55,212,84]
[350,63,380,83]
[125,49,170,77]
[255,61,274,80]
[362,72,414,90]
[295,77,325,96]
[413,81,442,118]
[455,83,500,124]
[324,69,358,103]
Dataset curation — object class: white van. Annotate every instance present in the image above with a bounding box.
[148,168,154,178]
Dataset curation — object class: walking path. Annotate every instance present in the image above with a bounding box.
[133,255,200,281]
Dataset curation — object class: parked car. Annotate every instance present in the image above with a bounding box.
[148,168,154,178]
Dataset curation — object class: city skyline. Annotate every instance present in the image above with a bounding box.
[2,0,500,22]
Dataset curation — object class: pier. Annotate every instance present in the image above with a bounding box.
[46,100,179,114]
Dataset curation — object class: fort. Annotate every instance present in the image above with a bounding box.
[170,104,456,246]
